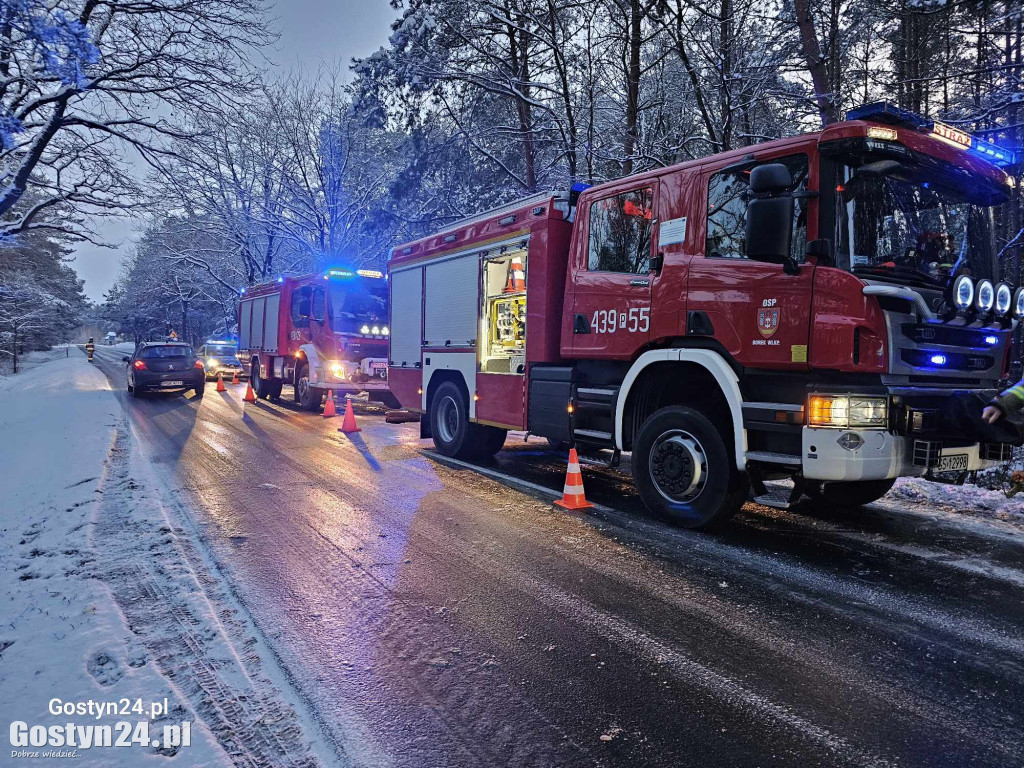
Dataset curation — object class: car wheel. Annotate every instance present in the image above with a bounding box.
[430,381,476,459]
[294,362,320,410]
[806,479,895,509]
[268,380,283,402]
[193,386,205,399]
[632,406,748,530]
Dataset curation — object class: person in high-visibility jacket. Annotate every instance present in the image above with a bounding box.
[982,379,1024,423]
[84,337,95,362]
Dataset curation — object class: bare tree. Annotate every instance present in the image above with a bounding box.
[0,0,272,242]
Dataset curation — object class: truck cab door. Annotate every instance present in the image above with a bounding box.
[687,154,816,370]
[569,184,657,359]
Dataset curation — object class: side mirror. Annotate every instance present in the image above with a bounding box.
[122,356,130,362]
[746,164,798,275]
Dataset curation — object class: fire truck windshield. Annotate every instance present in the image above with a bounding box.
[328,283,387,333]
[832,159,1003,289]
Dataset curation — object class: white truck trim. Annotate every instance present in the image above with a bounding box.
[614,349,748,470]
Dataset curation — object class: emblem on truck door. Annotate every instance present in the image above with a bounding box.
[757,307,780,338]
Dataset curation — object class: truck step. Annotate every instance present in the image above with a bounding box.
[751,486,797,510]
[575,387,618,402]
[574,428,613,442]
[745,450,801,466]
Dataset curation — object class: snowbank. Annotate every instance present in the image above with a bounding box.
[0,356,229,765]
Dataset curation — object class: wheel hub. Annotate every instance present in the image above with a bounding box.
[649,431,707,503]
[437,395,460,443]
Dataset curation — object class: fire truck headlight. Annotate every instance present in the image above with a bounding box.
[360,325,370,334]
[1013,288,1024,319]
[976,280,995,313]
[808,395,887,429]
[952,276,974,311]
[995,283,1013,316]
[382,326,389,335]
[371,326,380,335]
[329,361,346,378]
[207,357,217,367]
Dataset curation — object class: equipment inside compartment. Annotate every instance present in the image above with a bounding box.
[480,247,527,374]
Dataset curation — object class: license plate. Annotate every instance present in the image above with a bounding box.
[161,380,184,387]
[936,453,969,472]
[370,362,387,370]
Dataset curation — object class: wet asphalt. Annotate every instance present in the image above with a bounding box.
[92,347,1024,768]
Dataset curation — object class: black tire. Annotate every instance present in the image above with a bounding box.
[294,361,320,410]
[251,360,266,398]
[632,406,748,530]
[473,425,508,458]
[807,479,896,509]
[546,438,570,452]
[193,386,205,399]
[430,381,475,459]
[268,380,283,402]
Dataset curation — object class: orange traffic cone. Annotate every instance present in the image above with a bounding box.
[322,390,337,418]
[243,382,256,402]
[231,370,240,385]
[503,257,526,293]
[554,448,594,510]
[338,397,361,433]
[216,372,227,392]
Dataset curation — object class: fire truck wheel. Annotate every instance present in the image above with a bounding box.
[632,406,747,530]
[251,364,266,398]
[430,381,476,459]
[294,362,320,410]
[473,425,507,457]
[806,479,896,509]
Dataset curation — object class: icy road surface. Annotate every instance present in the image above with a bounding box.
[87,345,1024,768]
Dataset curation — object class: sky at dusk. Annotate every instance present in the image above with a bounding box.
[72,0,399,301]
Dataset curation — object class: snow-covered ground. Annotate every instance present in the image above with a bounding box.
[0,353,332,765]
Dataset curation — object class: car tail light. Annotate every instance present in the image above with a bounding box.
[133,360,147,370]
[194,360,204,369]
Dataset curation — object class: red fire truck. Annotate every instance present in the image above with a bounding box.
[239,268,393,409]
[387,102,1021,528]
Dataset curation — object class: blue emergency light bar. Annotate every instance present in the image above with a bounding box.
[845,101,1017,168]
[845,101,932,130]
[325,268,385,279]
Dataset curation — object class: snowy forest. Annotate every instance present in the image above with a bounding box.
[0,0,1021,352]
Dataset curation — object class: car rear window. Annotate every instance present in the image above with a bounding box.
[140,345,194,359]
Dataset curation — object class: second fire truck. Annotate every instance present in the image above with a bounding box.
[387,102,1021,529]
[239,269,393,409]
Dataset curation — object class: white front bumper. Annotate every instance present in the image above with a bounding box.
[800,427,1001,482]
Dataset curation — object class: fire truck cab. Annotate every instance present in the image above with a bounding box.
[239,269,392,410]
[388,102,1021,528]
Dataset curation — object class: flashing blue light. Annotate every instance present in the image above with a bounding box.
[985,335,999,345]
[929,354,948,366]
[277,276,284,283]
[968,136,1016,168]
[239,288,245,295]
[845,101,932,130]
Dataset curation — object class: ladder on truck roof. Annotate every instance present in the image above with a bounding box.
[427,190,568,240]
